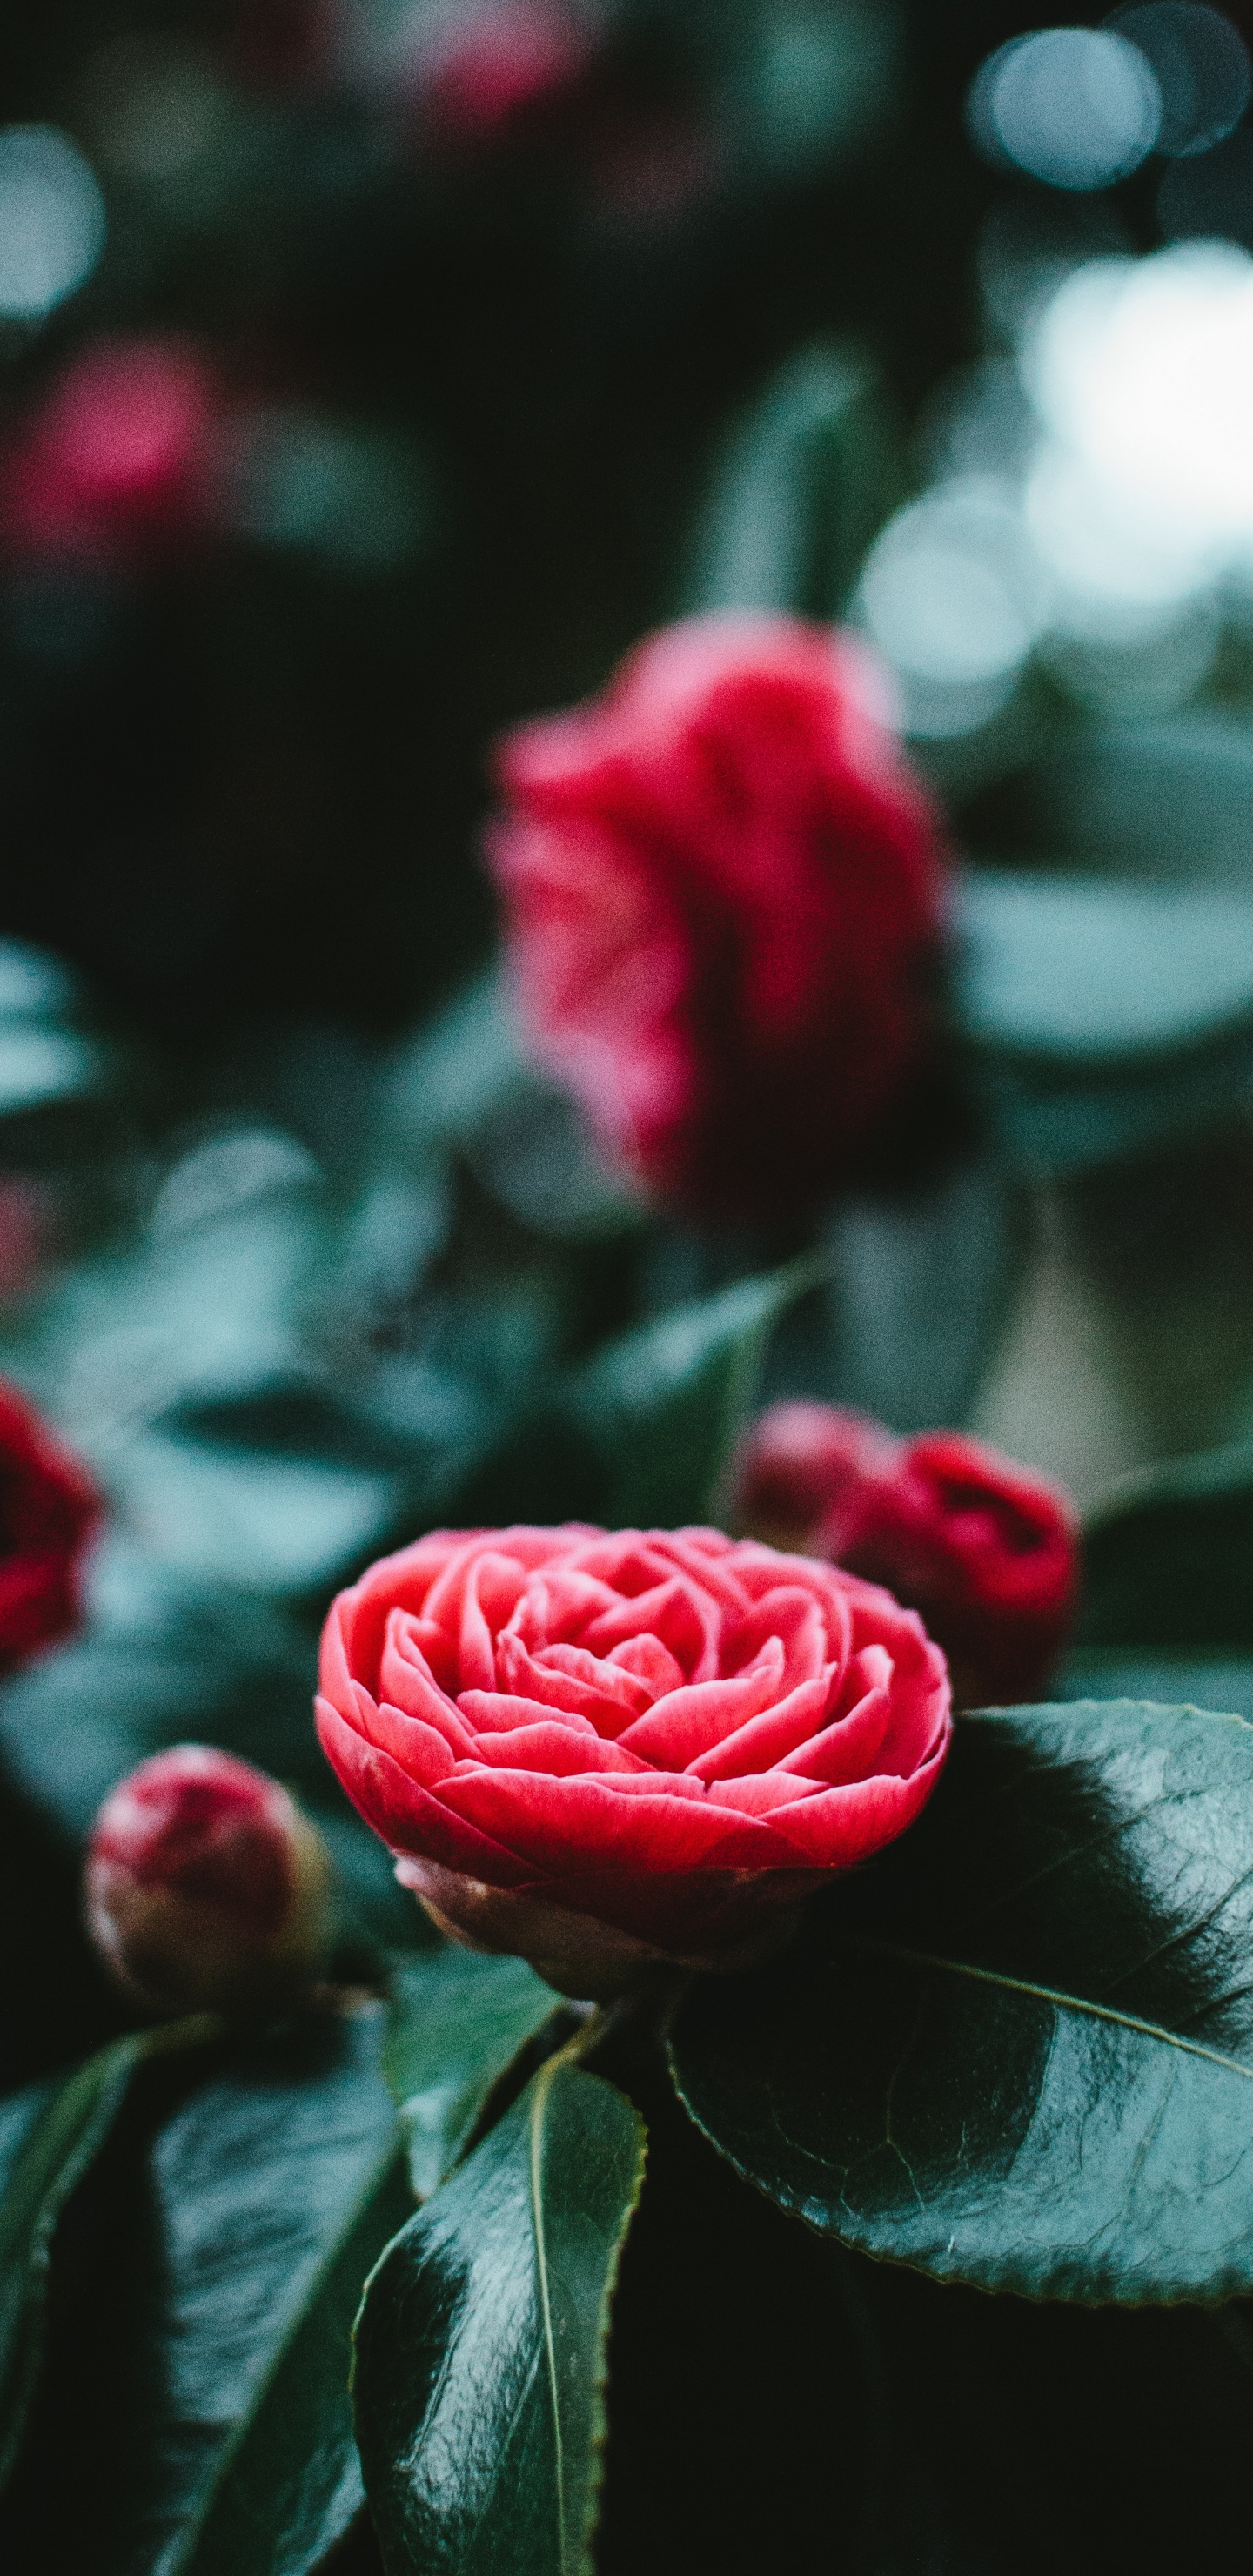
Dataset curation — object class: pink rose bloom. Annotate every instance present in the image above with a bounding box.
[487,616,948,1216]
[317,1524,950,1994]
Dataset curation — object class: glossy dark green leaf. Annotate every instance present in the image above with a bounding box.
[355,2059,647,2576]
[683,339,899,618]
[0,2006,405,2574]
[167,2137,412,2576]
[0,2035,147,2488]
[1079,1439,1253,1648]
[672,1701,1253,2303]
[385,1944,563,2200]
[564,1256,824,1526]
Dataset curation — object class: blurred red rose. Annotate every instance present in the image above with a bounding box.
[0,1380,99,1667]
[2,336,218,569]
[487,616,948,1216]
[317,1522,950,1996]
[737,1404,1078,1707]
[87,1744,332,2013]
[409,1,598,150]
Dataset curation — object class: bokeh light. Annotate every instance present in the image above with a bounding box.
[967,28,1162,191]
[0,127,106,321]
[1108,3,1250,157]
[857,479,1049,736]
[1024,244,1253,584]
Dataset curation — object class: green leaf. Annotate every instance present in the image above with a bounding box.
[672,1701,1253,2303]
[683,339,899,619]
[955,873,1253,1172]
[1079,1439,1253,1648]
[354,2058,647,2576]
[0,2035,148,2489]
[988,713,1253,886]
[166,2138,412,2576]
[0,2007,406,2573]
[564,1256,824,1526]
[385,1945,564,2200]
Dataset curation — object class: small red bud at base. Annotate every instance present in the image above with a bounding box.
[86,1746,332,2016]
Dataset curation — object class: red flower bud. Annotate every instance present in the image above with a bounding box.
[86,1747,333,2015]
[737,1405,1078,1707]
[0,1379,99,1668]
[488,616,948,1217]
[734,1401,895,1553]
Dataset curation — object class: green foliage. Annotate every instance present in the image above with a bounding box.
[0,2033,151,2491]
[165,2136,412,2576]
[354,2057,647,2576]
[672,1701,1253,2302]
[955,873,1253,1175]
[385,1947,563,2201]
[0,2008,407,2575]
[565,1255,825,1526]
[1079,1439,1253,1648]
[683,339,901,620]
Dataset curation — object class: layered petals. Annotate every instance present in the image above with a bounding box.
[318,1523,952,1985]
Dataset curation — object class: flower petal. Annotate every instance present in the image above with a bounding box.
[617,1639,786,1766]
[434,1766,801,1874]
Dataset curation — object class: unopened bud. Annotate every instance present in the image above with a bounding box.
[734,1401,895,1553]
[86,1746,332,2016]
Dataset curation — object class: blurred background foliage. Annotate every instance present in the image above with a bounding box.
[5,0,1253,2071]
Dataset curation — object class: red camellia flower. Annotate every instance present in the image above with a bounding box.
[487,616,948,1216]
[0,1380,99,1667]
[317,1523,950,1995]
[737,1405,1078,1707]
[86,1745,332,2014]
[2,336,218,569]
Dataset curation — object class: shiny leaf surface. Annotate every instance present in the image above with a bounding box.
[384,1944,563,2201]
[0,2035,147,2489]
[355,2058,647,2576]
[672,1701,1253,2302]
[0,2008,405,2573]
[168,2137,412,2576]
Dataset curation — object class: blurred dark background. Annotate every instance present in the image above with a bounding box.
[0,0,1122,1047]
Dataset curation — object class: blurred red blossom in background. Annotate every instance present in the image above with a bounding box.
[488,615,949,1218]
[0,335,220,570]
[405,0,600,151]
[0,1378,99,1669]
